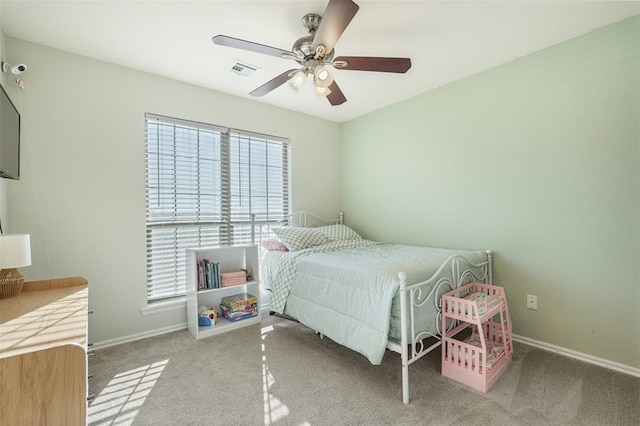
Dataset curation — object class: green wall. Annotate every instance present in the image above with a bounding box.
[342,16,639,368]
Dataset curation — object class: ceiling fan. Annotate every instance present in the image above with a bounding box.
[212,0,411,106]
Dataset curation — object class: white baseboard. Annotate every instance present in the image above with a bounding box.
[93,323,188,350]
[94,307,272,350]
[512,333,640,378]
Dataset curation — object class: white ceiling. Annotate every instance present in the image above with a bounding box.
[1,1,639,123]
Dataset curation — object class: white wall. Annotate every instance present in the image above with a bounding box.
[6,37,341,343]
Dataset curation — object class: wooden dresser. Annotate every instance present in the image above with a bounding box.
[0,277,89,425]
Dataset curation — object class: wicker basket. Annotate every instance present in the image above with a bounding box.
[0,269,25,299]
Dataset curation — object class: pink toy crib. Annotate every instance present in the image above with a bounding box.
[441,282,513,393]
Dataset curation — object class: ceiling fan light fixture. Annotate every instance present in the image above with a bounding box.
[288,70,307,92]
[314,85,332,97]
[314,64,333,88]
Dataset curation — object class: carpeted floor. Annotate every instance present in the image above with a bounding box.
[88,314,639,425]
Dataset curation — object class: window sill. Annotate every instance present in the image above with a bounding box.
[140,297,186,316]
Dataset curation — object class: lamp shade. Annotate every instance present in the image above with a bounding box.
[314,65,334,88]
[0,234,32,269]
[288,71,306,92]
[314,85,332,97]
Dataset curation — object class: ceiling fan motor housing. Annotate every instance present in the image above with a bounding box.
[292,13,334,65]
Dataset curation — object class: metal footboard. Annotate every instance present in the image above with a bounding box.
[392,250,493,404]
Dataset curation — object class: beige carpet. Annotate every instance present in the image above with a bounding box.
[88,314,639,425]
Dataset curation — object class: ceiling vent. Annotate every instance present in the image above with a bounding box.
[228,61,259,77]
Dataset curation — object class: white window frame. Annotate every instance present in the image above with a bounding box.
[145,113,290,303]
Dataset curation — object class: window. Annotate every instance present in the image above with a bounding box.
[145,114,289,302]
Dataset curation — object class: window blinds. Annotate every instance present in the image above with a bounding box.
[145,114,289,302]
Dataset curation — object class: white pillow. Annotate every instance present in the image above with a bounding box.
[315,224,363,241]
[271,227,330,251]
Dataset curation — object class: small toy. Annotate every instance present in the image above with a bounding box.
[198,307,218,326]
[242,268,253,281]
[198,316,213,326]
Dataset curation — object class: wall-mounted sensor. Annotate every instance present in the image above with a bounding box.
[1,62,28,75]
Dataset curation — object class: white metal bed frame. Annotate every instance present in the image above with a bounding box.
[259,210,492,404]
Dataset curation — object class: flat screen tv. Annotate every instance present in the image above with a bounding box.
[0,81,20,180]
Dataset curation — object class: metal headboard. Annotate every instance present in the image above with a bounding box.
[285,210,344,228]
[248,211,343,244]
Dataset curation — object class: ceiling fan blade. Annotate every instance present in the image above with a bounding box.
[213,35,293,59]
[333,56,412,73]
[311,0,360,55]
[326,81,347,106]
[250,69,298,97]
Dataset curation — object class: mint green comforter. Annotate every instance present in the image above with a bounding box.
[265,242,488,365]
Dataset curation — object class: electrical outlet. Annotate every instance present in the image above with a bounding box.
[527,295,538,310]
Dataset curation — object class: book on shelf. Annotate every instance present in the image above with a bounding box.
[197,262,204,290]
[197,259,221,290]
[204,259,212,289]
[214,262,221,288]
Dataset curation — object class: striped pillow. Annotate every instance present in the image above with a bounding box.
[272,227,330,251]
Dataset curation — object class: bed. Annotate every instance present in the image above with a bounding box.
[260,211,492,404]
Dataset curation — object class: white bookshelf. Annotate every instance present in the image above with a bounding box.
[186,245,261,340]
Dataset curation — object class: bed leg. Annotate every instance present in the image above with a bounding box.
[402,360,409,405]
